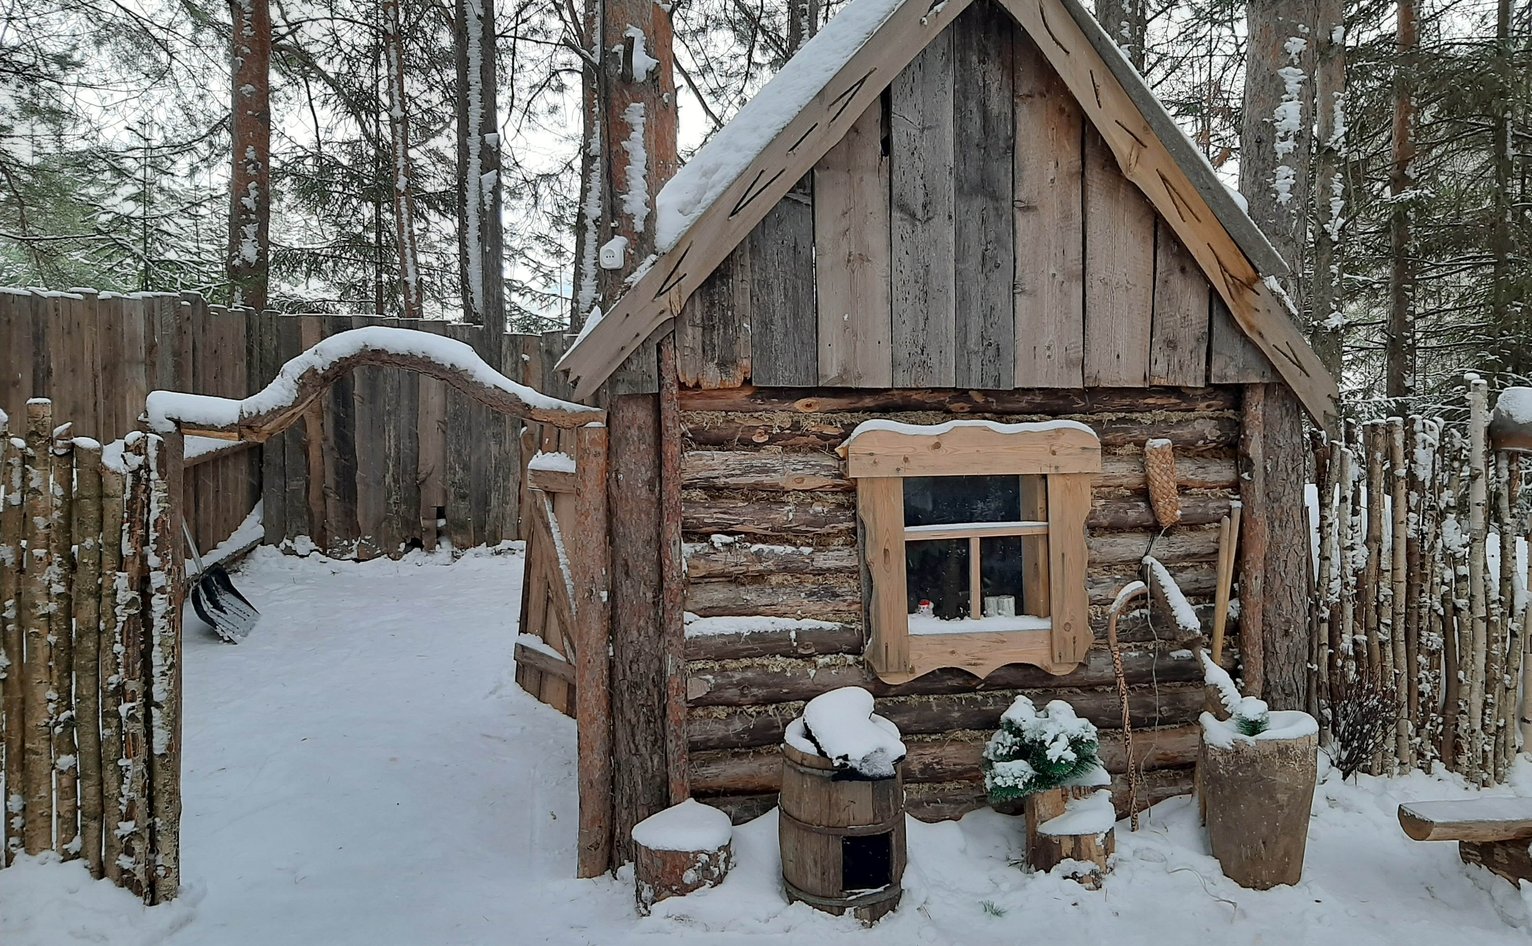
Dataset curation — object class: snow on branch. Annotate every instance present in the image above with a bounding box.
[146,327,600,438]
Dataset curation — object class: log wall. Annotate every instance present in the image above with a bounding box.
[676,385,1243,822]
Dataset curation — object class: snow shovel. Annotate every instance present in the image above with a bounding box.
[183,520,260,643]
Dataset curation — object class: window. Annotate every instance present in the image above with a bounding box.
[839,420,1100,683]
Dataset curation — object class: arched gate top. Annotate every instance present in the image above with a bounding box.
[145,326,602,441]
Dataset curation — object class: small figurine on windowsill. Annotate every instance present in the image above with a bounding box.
[917,599,935,618]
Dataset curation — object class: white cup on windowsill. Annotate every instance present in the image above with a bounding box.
[983,595,1016,618]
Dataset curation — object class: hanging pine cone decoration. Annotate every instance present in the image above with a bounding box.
[1143,438,1181,529]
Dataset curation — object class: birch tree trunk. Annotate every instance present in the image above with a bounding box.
[0,426,23,865]
[19,401,53,855]
[48,431,77,858]
[228,0,272,311]
[1467,378,1490,783]
[1309,0,1345,379]
[72,441,104,878]
[454,0,504,332]
[383,0,424,319]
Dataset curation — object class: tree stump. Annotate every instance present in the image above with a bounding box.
[1199,711,1318,889]
[1024,784,1116,887]
[631,799,734,915]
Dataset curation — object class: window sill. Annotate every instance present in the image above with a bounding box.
[871,628,1079,684]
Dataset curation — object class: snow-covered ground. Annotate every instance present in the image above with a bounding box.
[3,546,1532,945]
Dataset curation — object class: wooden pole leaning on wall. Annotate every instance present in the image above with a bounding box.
[0,419,23,865]
[571,422,613,878]
[49,425,79,858]
[72,439,106,878]
[19,400,54,856]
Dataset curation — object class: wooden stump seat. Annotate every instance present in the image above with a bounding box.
[1398,798,1532,886]
[631,800,734,915]
[1024,783,1116,887]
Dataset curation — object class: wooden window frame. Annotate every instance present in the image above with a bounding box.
[840,420,1100,683]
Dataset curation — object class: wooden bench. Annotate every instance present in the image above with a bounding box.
[1398,798,1532,886]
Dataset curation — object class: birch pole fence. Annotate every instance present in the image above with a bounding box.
[0,400,182,903]
[1312,377,1532,785]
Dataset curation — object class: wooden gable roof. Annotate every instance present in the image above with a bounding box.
[559,0,1339,426]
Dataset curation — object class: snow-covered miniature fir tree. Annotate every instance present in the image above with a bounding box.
[982,696,1101,803]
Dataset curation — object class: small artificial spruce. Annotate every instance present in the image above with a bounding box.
[981,696,1101,803]
[1233,697,1270,737]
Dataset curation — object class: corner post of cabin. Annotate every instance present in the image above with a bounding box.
[1238,383,1313,708]
[573,421,614,878]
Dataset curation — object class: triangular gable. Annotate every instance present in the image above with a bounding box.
[559,0,1339,427]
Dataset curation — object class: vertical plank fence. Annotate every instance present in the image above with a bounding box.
[0,400,181,902]
[1312,377,1530,785]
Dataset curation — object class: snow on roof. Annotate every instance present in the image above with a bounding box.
[842,417,1097,446]
[653,0,907,251]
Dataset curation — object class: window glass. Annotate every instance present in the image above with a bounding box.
[903,475,1020,526]
[905,538,970,619]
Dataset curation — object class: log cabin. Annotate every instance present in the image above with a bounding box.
[517,0,1340,873]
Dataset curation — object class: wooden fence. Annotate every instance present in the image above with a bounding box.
[0,288,578,557]
[1310,377,1529,785]
[0,400,181,903]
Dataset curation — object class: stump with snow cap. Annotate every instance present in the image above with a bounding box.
[631,800,734,915]
[779,687,907,924]
[1198,709,1319,889]
[1024,766,1116,887]
[1490,387,1532,452]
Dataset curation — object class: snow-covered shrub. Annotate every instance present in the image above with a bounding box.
[1233,697,1270,737]
[981,696,1100,803]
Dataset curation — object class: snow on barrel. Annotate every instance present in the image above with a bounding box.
[778,686,907,924]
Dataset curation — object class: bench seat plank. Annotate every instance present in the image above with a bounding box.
[1398,799,1532,843]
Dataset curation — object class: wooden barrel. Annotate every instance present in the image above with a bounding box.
[778,741,905,924]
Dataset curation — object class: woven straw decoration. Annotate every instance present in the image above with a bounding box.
[1143,439,1181,529]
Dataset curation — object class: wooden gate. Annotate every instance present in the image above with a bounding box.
[144,326,617,881]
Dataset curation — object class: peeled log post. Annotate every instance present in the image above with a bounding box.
[19,401,54,855]
[1389,418,1410,769]
[97,459,127,884]
[1467,378,1490,783]
[49,430,78,859]
[1,425,24,865]
[145,433,183,902]
[116,434,152,899]
[1363,421,1386,690]
[72,440,105,877]
[1200,713,1319,889]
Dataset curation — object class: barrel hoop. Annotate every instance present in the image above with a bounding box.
[783,878,902,911]
[778,806,902,838]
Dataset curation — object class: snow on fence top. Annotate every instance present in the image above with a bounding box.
[145,326,600,437]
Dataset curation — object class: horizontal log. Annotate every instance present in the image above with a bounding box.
[1089,492,1235,530]
[1397,800,1532,843]
[687,685,1207,750]
[677,386,1240,415]
[681,492,856,539]
[695,766,1197,825]
[686,646,1215,706]
[900,767,1195,823]
[684,623,865,661]
[683,413,1239,453]
[685,573,862,621]
[1088,527,1222,566]
[688,725,1199,794]
[1089,565,1216,604]
[684,541,858,580]
[679,448,1237,494]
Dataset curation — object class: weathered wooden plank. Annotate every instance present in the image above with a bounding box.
[0,291,34,425]
[891,31,956,386]
[683,541,858,579]
[279,316,312,542]
[254,314,287,545]
[415,320,448,548]
[442,323,476,550]
[680,492,856,539]
[746,181,817,387]
[352,314,389,558]
[1150,221,1212,387]
[953,1,1016,389]
[491,331,522,545]
[678,247,752,389]
[1012,30,1084,388]
[685,573,863,622]
[683,623,865,661]
[1083,129,1155,387]
[1210,296,1278,382]
[813,101,892,387]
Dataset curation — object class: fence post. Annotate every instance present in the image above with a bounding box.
[0,418,22,864]
[98,451,127,884]
[145,432,182,903]
[73,439,105,878]
[19,399,54,855]
[49,426,78,858]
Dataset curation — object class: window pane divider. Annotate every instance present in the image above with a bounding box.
[903,520,1048,541]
